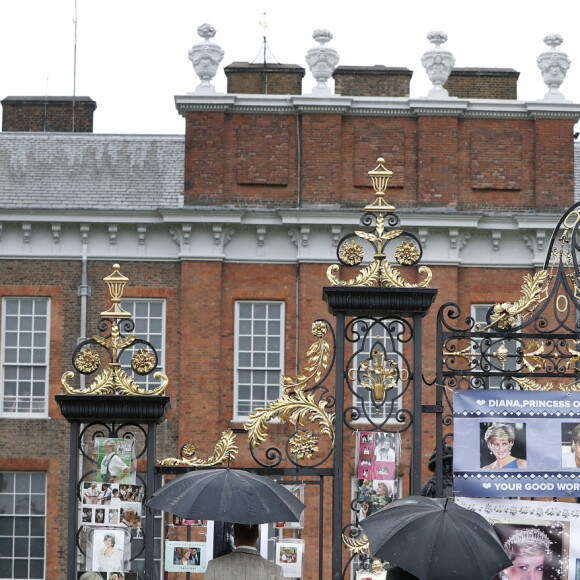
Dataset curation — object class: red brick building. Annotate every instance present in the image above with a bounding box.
[0,45,579,579]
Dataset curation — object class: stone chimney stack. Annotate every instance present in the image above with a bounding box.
[1,96,97,132]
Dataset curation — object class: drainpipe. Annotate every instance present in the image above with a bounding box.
[78,227,91,387]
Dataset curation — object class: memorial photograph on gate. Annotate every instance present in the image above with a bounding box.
[355,431,398,519]
[457,498,573,580]
[454,390,580,497]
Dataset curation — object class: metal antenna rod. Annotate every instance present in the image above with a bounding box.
[72,0,78,132]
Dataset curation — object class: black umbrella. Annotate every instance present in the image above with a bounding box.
[147,468,305,525]
[359,496,512,580]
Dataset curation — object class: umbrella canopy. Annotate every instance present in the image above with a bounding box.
[147,468,305,525]
[359,496,512,580]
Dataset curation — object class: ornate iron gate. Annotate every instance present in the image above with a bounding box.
[435,202,580,495]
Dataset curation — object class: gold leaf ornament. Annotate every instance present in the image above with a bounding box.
[74,347,101,373]
[159,429,238,467]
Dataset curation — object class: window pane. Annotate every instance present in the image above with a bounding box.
[120,299,166,392]
[0,472,46,579]
[2,299,49,416]
[235,302,284,417]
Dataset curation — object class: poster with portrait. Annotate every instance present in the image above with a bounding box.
[355,431,398,519]
[164,541,206,573]
[205,521,269,562]
[454,390,580,497]
[456,498,577,580]
[94,437,136,485]
[275,539,304,578]
[86,528,130,573]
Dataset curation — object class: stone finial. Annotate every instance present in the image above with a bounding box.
[421,31,455,99]
[188,23,225,94]
[305,29,339,95]
[537,34,571,102]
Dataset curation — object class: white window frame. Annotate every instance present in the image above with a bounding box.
[1,297,50,418]
[351,318,404,423]
[471,304,520,389]
[120,298,166,392]
[234,301,284,421]
[0,471,47,579]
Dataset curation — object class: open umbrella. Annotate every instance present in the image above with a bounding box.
[359,496,512,580]
[147,468,305,525]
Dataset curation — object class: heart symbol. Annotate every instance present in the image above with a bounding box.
[477,400,485,406]
[482,483,492,489]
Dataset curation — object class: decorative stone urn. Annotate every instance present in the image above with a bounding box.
[421,31,455,98]
[305,29,339,95]
[537,34,570,102]
[188,23,224,94]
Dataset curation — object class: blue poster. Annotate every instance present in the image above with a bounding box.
[453,390,580,497]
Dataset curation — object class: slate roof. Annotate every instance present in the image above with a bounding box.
[0,133,184,210]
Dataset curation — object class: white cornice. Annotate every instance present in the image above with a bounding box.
[174,93,580,121]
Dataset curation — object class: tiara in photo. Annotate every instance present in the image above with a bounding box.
[503,528,550,552]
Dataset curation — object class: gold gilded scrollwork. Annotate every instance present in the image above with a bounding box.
[159,429,238,467]
[327,160,432,289]
[244,321,335,449]
[513,377,554,391]
[342,532,370,555]
[60,264,169,396]
[486,270,550,330]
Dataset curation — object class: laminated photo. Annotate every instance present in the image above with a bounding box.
[94,438,136,485]
[164,541,206,573]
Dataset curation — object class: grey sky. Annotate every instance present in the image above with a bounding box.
[1,0,579,134]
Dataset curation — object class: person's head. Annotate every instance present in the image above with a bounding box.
[501,528,550,580]
[90,483,97,488]
[104,440,115,452]
[192,548,198,555]
[377,482,391,496]
[182,548,192,560]
[233,523,260,547]
[485,423,516,458]
[570,425,580,458]
[103,533,115,547]
[79,573,105,580]
[123,508,135,521]
[112,489,119,496]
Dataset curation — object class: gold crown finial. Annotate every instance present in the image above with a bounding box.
[101,264,132,319]
[365,157,395,213]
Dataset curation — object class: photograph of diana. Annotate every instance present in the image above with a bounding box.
[90,529,128,573]
[561,423,580,468]
[480,422,528,469]
[491,521,568,580]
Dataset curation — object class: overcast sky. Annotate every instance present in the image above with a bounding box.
[1,0,579,134]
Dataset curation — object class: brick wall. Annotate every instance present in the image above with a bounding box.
[183,108,576,211]
[333,66,412,97]
[225,62,305,95]
[2,96,97,132]
[444,68,519,99]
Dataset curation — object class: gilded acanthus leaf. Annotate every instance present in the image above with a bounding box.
[327,261,431,288]
[490,270,550,329]
[342,533,370,555]
[244,387,335,449]
[159,429,238,467]
[565,340,580,371]
[522,340,545,372]
[61,370,112,395]
[513,377,554,391]
[282,332,330,390]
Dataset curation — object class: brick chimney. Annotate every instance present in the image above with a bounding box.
[1,96,97,132]
[444,69,519,99]
[224,63,305,95]
[333,66,413,97]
